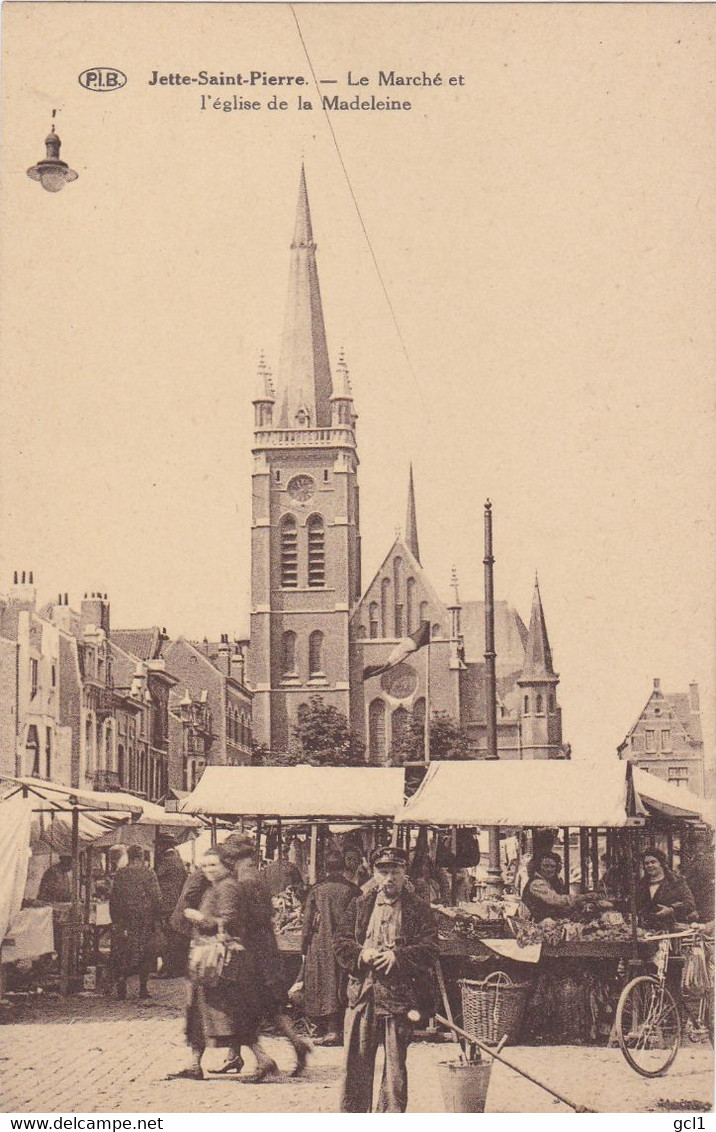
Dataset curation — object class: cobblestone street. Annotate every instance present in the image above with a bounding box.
[0,979,712,1114]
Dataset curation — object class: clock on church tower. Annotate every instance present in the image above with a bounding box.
[287,474,315,504]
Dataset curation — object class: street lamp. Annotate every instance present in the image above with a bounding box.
[27,123,78,193]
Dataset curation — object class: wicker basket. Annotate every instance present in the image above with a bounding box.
[459,971,532,1046]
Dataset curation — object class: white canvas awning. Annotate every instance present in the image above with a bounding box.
[180,766,405,820]
[394,760,712,828]
[2,777,143,817]
[96,791,201,828]
[632,769,712,825]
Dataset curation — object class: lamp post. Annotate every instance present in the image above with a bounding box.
[484,500,503,892]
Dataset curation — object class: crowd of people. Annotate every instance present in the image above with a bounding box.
[78,825,712,1112]
[100,835,438,1112]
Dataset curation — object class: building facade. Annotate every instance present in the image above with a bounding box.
[618,677,705,795]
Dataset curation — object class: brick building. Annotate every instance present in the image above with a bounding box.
[618,677,705,795]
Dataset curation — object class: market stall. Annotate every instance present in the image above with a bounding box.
[180,765,405,956]
[0,778,143,995]
[394,759,710,1045]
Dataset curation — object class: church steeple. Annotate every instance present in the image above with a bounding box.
[405,463,420,563]
[276,165,333,429]
[520,574,557,681]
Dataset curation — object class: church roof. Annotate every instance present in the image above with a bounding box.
[520,577,557,680]
[460,600,528,673]
[405,464,420,564]
[276,166,334,429]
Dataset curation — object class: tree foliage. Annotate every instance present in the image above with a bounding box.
[392,709,473,763]
[251,696,365,766]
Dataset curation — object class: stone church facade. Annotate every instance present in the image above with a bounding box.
[248,168,566,762]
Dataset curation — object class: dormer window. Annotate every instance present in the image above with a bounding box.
[295,406,311,427]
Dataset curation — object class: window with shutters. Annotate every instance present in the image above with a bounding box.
[369,699,386,765]
[280,516,298,588]
[307,515,325,588]
[309,631,325,677]
[26,725,40,777]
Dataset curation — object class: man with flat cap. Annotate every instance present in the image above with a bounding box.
[334,845,438,1112]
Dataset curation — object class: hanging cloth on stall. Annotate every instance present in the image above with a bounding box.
[0,793,33,945]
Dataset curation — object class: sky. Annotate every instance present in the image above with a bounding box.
[1,3,714,767]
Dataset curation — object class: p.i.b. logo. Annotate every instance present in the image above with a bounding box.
[79,68,127,92]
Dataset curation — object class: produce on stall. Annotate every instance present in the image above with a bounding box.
[394,759,710,1045]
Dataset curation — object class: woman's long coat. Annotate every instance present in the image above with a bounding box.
[302,875,361,1018]
[186,875,260,1047]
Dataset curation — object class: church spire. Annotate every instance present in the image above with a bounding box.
[520,573,557,680]
[405,463,420,563]
[276,165,333,429]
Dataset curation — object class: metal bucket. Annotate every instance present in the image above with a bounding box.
[438,1059,493,1113]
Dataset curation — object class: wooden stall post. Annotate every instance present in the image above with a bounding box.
[277,817,283,862]
[255,818,263,866]
[210,817,217,848]
[626,828,641,971]
[309,822,319,886]
[590,828,599,891]
[579,827,589,893]
[562,827,570,893]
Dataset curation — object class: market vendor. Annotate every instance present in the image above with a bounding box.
[520,852,591,922]
[637,849,697,931]
[37,855,72,903]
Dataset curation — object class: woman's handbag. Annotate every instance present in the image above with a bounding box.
[188,936,228,987]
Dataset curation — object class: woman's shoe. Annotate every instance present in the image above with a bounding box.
[236,1058,280,1083]
[213,1055,245,1075]
[291,1038,313,1077]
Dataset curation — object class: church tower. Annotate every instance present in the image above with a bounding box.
[517,575,563,758]
[249,168,361,752]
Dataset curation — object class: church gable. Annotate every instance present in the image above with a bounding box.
[353,537,449,642]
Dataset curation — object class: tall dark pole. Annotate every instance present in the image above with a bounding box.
[484,501,503,891]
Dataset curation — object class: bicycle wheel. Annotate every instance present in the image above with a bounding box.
[616,976,681,1077]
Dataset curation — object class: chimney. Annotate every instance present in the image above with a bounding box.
[231,646,246,685]
[689,681,700,714]
[653,678,662,694]
[52,592,73,632]
[80,592,110,636]
[9,569,37,612]
[217,633,232,677]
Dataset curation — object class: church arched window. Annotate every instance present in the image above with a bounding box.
[523,695,530,714]
[307,515,325,588]
[282,631,297,676]
[419,601,429,626]
[393,558,404,636]
[356,624,367,639]
[369,602,379,639]
[432,623,441,639]
[413,697,426,730]
[536,693,544,714]
[406,578,416,633]
[381,578,391,637]
[369,699,386,765]
[280,516,298,588]
[391,706,409,758]
[309,631,325,677]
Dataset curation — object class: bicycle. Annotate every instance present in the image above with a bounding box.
[615,927,714,1078]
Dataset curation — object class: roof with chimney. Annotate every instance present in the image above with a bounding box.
[618,680,703,752]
